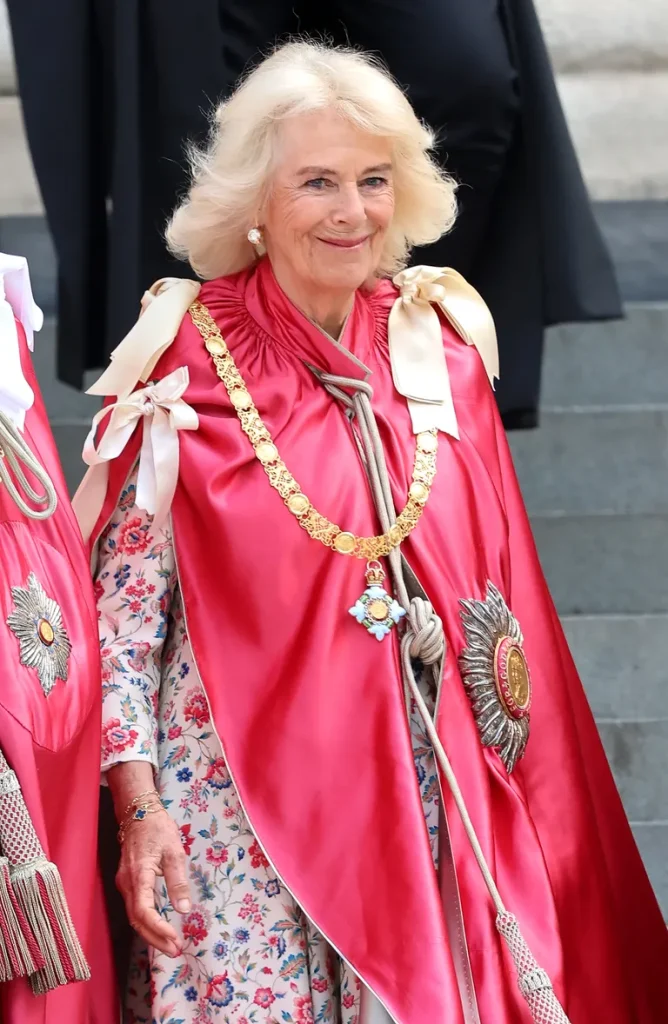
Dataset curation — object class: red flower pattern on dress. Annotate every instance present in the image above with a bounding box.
[101,718,138,760]
[179,823,194,856]
[342,992,355,1009]
[295,994,315,1023]
[182,907,209,945]
[183,688,210,728]
[205,843,229,867]
[117,516,152,555]
[249,839,269,869]
[254,988,275,1008]
[238,893,260,920]
[204,756,229,786]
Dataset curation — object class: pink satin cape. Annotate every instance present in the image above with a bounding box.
[0,322,117,1023]
[89,259,668,1023]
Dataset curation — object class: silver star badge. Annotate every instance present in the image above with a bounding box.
[459,581,531,773]
[7,573,71,697]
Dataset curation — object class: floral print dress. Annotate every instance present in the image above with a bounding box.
[96,471,440,1024]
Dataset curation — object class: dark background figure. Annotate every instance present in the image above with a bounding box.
[8,0,621,431]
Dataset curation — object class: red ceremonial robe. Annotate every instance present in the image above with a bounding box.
[0,321,117,1023]
[87,258,668,1023]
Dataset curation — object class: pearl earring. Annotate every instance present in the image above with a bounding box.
[247,227,263,246]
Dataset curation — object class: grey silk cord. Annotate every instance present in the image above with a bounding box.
[317,369,571,1024]
[0,411,57,520]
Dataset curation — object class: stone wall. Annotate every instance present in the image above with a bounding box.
[537,0,668,72]
[0,1,15,94]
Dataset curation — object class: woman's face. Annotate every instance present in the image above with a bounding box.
[261,109,395,299]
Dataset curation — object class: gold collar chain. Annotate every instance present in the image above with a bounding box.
[189,301,439,562]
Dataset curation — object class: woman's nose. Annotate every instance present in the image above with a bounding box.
[332,184,366,226]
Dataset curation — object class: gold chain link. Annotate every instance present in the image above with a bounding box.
[189,300,439,560]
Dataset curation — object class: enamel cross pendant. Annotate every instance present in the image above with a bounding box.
[348,562,406,641]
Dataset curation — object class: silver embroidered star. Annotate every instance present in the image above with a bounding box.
[459,581,531,773]
[6,573,71,697]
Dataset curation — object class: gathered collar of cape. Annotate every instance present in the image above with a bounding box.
[197,255,399,383]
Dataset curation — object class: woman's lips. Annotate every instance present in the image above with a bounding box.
[318,235,370,249]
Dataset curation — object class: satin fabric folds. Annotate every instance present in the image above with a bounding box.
[87,259,668,1024]
[0,322,116,1023]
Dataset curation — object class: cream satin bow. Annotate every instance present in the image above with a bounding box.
[88,278,201,400]
[73,367,198,540]
[389,266,499,438]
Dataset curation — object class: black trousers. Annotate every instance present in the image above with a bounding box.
[7,0,223,384]
[219,0,520,276]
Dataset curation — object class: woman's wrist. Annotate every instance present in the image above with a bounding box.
[107,760,158,822]
[117,791,165,845]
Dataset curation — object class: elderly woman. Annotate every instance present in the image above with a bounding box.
[74,42,666,1024]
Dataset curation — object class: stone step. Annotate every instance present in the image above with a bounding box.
[509,407,668,516]
[531,513,668,615]
[633,824,668,917]
[563,614,668,721]
[594,205,668,302]
[541,303,668,407]
[598,719,668,823]
[556,71,668,200]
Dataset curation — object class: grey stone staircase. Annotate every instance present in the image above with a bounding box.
[509,304,668,914]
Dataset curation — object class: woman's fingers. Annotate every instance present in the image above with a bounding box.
[131,865,182,957]
[162,844,192,914]
[116,810,189,959]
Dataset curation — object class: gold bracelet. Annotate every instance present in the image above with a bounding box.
[121,788,160,820]
[118,795,165,845]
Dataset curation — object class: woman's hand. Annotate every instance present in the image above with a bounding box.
[116,805,191,957]
[107,761,191,958]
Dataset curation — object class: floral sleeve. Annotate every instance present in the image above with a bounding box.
[95,469,176,773]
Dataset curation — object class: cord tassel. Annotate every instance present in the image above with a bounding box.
[497,913,569,1023]
[10,858,90,994]
[0,755,89,993]
[0,855,43,980]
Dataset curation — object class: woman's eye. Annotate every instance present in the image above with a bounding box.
[304,178,330,190]
[362,176,388,188]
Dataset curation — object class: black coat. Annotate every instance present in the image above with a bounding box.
[8,0,621,426]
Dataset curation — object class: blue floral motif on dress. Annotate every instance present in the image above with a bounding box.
[208,974,234,1008]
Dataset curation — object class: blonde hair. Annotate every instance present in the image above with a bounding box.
[166,40,457,280]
